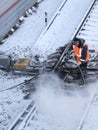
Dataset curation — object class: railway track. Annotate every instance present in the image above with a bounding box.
[8,99,36,130]
[0,0,69,93]
[5,0,70,130]
[77,85,98,130]
[7,0,98,129]
[46,0,96,68]
[44,0,98,84]
[0,0,69,96]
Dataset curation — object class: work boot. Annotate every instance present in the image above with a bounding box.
[79,80,84,85]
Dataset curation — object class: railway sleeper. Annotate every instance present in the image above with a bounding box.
[47,53,61,59]
[48,51,62,58]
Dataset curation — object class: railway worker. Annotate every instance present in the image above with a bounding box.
[72,37,90,78]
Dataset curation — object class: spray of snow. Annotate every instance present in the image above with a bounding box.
[32,73,89,130]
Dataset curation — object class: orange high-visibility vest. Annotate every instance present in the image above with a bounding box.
[73,43,90,62]
[73,45,81,62]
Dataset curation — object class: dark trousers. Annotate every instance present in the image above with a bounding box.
[79,62,87,77]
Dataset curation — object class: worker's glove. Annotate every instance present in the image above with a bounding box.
[70,53,75,58]
[76,62,81,66]
[71,50,74,53]
[71,60,81,66]
[70,50,75,58]
[80,59,85,64]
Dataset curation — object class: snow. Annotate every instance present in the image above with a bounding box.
[80,86,98,130]
[0,0,98,130]
[77,1,98,50]
[0,0,64,58]
[32,0,93,59]
[0,0,93,59]
[23,74,98,130]
[0,0,65,129]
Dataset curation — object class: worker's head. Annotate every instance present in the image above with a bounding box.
[72,38,80,46]
[80,38,85,44]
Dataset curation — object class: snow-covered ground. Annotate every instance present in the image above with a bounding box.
[0,0,64,58]
[0,0,98,130]
[77,1,98,50]
[23,74,98,130]
[0,0,92,59]
[0,0,65,129]
[81,88,98,130]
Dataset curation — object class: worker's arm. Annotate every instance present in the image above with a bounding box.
[81,45,88,61]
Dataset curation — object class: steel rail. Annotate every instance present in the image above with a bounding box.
[50,0,98,129]
[0,0,69,93]
[31,0,68,48]
[6,1,98,130]
[77,85,98,130]
[5,1,71,130]
[8,99,36,130]
[53,0,97,71]
[18,0,98,129]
